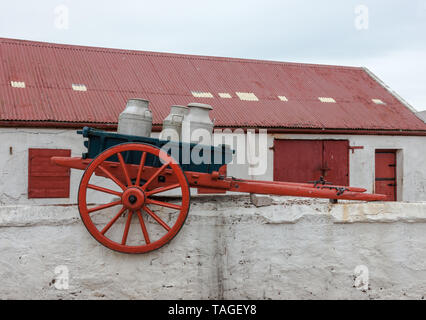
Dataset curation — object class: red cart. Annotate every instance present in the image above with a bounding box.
[52,127,386,253]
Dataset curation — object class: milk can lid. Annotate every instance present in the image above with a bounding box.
[170,105,189,110]
[187,102,213,110]
[129,98,149,103]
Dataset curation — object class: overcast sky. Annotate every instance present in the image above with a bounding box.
[1,0,425,111]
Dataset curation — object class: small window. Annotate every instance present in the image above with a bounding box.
[235,92,258,101]
[191,91,213,98]
[218,92,232,98]
[72,84,87,91]
[11,81,26,88]
[318,97,336,103]
[372,99,385,105]
[28,148,71,198]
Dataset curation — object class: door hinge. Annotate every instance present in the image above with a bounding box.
[348,146,364,154]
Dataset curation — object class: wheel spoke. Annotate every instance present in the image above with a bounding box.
[121,210,133,245]
[136,210,150,244]
[117,152,132,187]
[98,164,126,190]
[136,152,147,186]
[88,184,122,197]
[88,199,122,214]
[146,183,181,196]
[101,206,126,235]
[142,162,169,190]
[146,198,182,210]
[143,206,171,231]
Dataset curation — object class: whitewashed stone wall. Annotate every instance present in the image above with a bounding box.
[1,196,425,300]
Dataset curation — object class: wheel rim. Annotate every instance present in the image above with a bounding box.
[78,143,190,253]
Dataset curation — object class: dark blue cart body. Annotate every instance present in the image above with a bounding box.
[78,127,233,174]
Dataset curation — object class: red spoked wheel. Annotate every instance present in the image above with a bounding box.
[78,143,190,253]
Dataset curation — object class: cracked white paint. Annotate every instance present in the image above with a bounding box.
[0,198,426,299]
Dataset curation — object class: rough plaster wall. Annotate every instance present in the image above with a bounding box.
[0,128,86,205]
[1,197,426,300]
[0,128,425,204]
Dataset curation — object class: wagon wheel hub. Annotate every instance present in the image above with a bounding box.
[128,195,137,204]
[122,187,146,210]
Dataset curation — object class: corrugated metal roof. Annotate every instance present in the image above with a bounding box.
[1,37,425,132]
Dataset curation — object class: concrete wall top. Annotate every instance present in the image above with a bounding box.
[1,196,426,300]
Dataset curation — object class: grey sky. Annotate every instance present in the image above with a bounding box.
[1,0,425,110]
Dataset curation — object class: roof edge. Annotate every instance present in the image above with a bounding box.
[0,37,362,71]
[1,121,426,136]
[362,67,425,124]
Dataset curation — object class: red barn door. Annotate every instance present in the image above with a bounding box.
[375,150,397,201]
[323,140,350,186]
[28,148,71,198]
[273,139,349,186]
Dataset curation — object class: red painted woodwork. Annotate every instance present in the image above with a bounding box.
[28,148,71,198]
[375,150,397,201]
[273,140,349,186]
[323,140,349,186]
[47,142,388,254]
[274,140,323,183]
[52,156,370,195]
[197,164,227,194]
[51,155,386,202]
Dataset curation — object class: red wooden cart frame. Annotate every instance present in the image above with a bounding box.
[52,142,386,254]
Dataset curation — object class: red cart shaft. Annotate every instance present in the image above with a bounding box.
[52,156,385,201]
[50,140,387,255]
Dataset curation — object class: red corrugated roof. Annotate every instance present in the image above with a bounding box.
[1,37,425,132]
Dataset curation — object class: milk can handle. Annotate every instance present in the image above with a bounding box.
[172,115,183,123]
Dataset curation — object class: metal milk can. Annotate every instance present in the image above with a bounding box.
[182,102,214,144]
[159,105,189,141]
[117,98,153,137]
